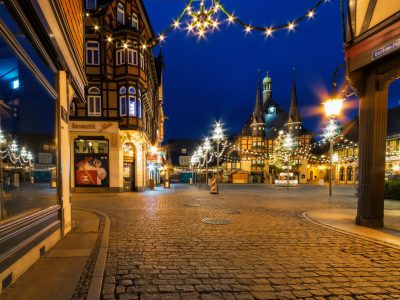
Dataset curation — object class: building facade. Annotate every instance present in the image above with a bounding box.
[224,72,312,184]
[70,0,165,192]
[0,0,86,293]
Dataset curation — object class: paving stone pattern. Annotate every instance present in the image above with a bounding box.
[73,184,400,300]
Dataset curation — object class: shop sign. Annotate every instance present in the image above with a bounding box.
[70,122,116,132]
[75,154,109,187]
[147,153,159,163]
[372,38,400,60]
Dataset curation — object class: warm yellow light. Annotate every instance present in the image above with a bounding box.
[288,22,295,31]
[198,29,205,37]
[173,20,180,28]
[159,34,165,42]
[142,44,147,50]
[332,153,339,163]
[187,24,194,32]
[107,36,112,42]
[245,25,252,33]
[94,25,99,30]
[228,15,235,23]
[265,28,273,37]
[324,98,344,117]
[212,20,219,29]
[308,10,315,19]
[123,43,128,48]
[151,146,158,155]
[86,13,90,17]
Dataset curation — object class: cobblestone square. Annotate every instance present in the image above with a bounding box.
[73,184,400,300]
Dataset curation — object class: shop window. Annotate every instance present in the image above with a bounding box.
[0,15,58,220]
[117,3,125,25]
[116,49,125,66]
[132,13,139,30]
[127,49,138,65]
[74,139,109,187]
[128,86,136,116]
[87,87,101,116]
[347,166,353,181]
[86,41,99,65]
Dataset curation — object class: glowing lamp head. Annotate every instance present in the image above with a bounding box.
[323,98,344,117]
[150,146,158,155]
[212,122,224,141]
[332,153,339,163]
[203,138,211,151]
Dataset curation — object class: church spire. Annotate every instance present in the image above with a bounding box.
[252,70,263,124]
[287,67,301,124]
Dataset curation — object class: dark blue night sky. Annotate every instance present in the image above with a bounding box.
[144,0,400,140]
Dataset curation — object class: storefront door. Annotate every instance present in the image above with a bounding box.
[123,143,136,192]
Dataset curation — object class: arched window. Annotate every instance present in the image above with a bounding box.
[128,86,136,116]
[117,3,125,24]
[132,13,139,30]
[119,86,127,116]
[347,166,353,182]
[137,89,142,118]
[88,87,101,116]
[86,41,99,65]
[339,167,345,181]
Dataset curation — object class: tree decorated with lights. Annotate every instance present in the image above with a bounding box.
[270,131,292,170]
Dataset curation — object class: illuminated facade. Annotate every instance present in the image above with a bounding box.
[69,0,165,192]
[224,72,312,184]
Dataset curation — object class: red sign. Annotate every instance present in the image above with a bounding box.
[76,170,98,185]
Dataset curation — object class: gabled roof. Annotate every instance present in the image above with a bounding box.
[287,79,301,124]
[251,77,263,124]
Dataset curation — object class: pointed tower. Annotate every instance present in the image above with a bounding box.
[262,71,272,106]
[250,72,265,137]
[285,68,302,136]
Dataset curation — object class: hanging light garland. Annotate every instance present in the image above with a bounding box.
[149,0,330,46]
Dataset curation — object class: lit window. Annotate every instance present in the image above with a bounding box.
[116,49,125,66]
[127,49,138,65]
[137,89,142,118]
[86,41,100,65]
[140,53,144,70]
[11,79,19,90]
[119,86,127,116]
[86,0,97,10]
[117,3,125,24]
[128,86,136,116]
[87,87,101,116]
[132,13,139,30]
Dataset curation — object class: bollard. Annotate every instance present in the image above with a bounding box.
[210,177,218,194]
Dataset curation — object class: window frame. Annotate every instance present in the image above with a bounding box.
[86,0,97,10]
[86,41,100,65]
[137,89,142,118]
[128,86,136,117]
[140,53,144,70]
[117,3,125,25]
[87,87,101,117]
[127,48,138,65]
[116,48,125,66]
[119,86,127,116]
[132,13,139,30]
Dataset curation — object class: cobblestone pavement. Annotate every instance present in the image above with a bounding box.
[73,184,400,300]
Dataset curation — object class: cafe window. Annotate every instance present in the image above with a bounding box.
[74,139,109,187]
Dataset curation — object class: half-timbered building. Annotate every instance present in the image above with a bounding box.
[69,0,165,192]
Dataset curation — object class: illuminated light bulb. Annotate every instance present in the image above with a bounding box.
[173,20,180,28]
[86,13,90,17]
[265,28,273,37]
[228,15,235,23]
[124,43,128,48]
[107,36,112,42]
[142,44,147,50]
[288,22,295,31]
[212,20,219,29]
[187,24,194,32]
[159,34,165,42]
[307,10,315,19]
[94,25,99,30]
[198,29,205,37]
[245,25,252,33]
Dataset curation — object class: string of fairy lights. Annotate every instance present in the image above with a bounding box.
[85,0,332,49]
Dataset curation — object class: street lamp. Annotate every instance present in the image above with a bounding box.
[211,122,224,194]
[323,97,343,196]
[283,133,293,191]
[203,137,211,186]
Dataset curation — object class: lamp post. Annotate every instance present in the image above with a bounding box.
[203,138,211,186]
[323,98,343,196]
[212,122,224,194]
[283,133,293,191]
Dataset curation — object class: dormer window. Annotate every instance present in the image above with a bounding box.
[117,3,125,25]
[132,13,139,30]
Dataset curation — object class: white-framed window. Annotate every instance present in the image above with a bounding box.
[127,49,138,65]
[86,0,97,10]
[128,86,136,116]
[140,53,144,70]
[119,86,127,116]
[116,49,125,66]
[87,87,101,116]
[117,3,125,24]
[86,41,99,65]
[132,13,139,30]
[137,89,142,118]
